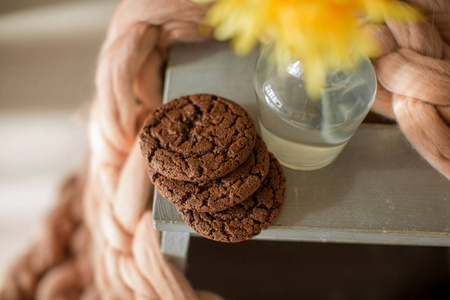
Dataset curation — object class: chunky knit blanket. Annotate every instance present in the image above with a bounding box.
[1,0,448,299]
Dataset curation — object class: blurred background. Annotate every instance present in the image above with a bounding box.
[0,0,117,280]
[1,1,450,299]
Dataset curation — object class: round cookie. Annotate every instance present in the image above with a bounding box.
[150,137,270,213]
[140,94,257,182]
[177,154,286,243]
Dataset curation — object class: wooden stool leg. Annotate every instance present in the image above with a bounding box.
[161,231,191,272]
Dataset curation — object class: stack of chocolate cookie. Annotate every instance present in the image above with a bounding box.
[140,94,285,243]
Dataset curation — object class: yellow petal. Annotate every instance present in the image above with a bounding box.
[194,0,421,97]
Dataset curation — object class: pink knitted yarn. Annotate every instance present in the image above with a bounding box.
[0,0,219,299]
[370,0,450,179]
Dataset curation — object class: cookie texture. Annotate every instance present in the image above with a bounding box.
[140,94,257,182]
[177,154,286,243]
[150,137,270,212]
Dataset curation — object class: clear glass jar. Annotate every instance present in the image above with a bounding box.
[253,42,377,170]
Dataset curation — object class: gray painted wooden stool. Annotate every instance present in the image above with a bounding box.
[154,41,450,271]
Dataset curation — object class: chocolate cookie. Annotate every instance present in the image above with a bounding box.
[150,137,270,212]
[177,154,286,243]
[140,94,257,182]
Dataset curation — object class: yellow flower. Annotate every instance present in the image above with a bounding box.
[194,0,420,97]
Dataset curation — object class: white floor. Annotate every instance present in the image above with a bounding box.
[0,0,117,281]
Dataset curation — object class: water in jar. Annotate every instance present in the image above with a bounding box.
[254,55,377,170]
